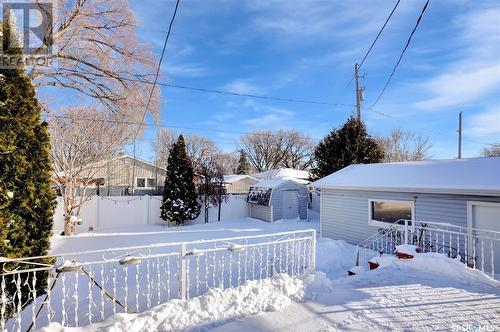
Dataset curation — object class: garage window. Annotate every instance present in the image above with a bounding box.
[369,199,414,227]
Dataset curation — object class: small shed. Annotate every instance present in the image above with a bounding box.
[248,179,308,222]
[222,174,259,194]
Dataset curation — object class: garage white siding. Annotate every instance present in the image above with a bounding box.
[321,189,500,244]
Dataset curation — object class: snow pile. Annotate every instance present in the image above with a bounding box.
[37,274,304,332]
[314,238,357,279]
[385,253,499,286]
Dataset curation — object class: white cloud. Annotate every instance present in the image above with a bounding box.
[222,79,263,95]
[413,7,500,110]
[468,107,500,137]
[164,63,207,78]
[414,64,500,109]
[243,113,289,127]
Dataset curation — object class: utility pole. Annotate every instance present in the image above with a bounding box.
[457,112,462,159]
[354,63,364,121]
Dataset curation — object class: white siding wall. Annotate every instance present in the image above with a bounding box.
[320,189,500,244]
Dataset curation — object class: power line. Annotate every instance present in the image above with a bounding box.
[48,66,355,107]
[361,107,498,148]
[47,112,499,148]
[359,0,402,69]
[346,0,402,88]
[160,82,354,107]
[366,0,430,110]
[133,0,181,140]
[42,114,324,142]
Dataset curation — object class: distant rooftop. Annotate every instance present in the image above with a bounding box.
[313,157,500,196]
[253,168,311,181]
[223,174,258,183]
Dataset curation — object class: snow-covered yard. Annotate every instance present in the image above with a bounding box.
[39,215,499,331]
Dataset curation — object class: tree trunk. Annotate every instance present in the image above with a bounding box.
[63,215,74,236]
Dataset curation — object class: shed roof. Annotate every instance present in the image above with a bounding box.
[313,157,500,196]
[254,178,305,189]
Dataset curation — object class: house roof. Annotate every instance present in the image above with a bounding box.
[253,178,304,189]
[253,168,311,181]
[223,174,258,184]
[117,155,167,172]
[313,157,500,196]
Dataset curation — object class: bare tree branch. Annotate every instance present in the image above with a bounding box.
[28,0,161,120]
[49,106,130,235]
[377,128,432,162]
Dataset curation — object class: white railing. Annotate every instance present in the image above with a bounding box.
[356,220,499,279]
[0,230,316,331]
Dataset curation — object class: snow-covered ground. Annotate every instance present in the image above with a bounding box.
[38,214,499,331]
[50,216,319,255]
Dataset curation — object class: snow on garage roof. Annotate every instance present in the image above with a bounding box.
[313,157,500,196]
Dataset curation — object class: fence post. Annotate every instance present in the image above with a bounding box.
[404,220,408,245]
[180,243,187,300]
[95,196,100,229]
[310,230,316,273]
[146,195,150,225]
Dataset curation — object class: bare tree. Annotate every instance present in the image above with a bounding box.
[198,155,227,223]
[377,128,432,162]
[281,130,315,169]
[153,129,177,169]
[49,107,130,235]
[482,144,500,157]
[153,129,220,173]
[29,0,161,119]
[215,152,240,174]
[185,135,220,173]
[240,130,314,171]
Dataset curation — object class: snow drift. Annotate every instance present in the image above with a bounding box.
[37,274,304,332]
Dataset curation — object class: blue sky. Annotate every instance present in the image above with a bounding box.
[54,0,500,160]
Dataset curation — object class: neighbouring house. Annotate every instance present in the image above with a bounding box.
[55,155,168,196]
[313,157,500,248]
[221,174,259,194]
[248,179,308,222]
[252,168,311,185]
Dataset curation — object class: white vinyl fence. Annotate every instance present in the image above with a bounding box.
[53,195,249,232]
[0,230,315,331]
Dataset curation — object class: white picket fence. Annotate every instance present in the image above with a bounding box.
[53,195,249,233]
[0,230,316,331]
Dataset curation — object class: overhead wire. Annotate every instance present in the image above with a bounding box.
[345,0,402,88]
[42,114,324,142]
[366,0,430,110]
[133,0,181,140]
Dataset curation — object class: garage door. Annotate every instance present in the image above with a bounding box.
[469,202,500,276]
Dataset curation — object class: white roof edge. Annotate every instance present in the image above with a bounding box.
[118,155,167,171]
[223,174,259,183]
[316,184,500,196]
[254,178,305,189]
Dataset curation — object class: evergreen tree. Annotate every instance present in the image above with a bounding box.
[312,117,384,179]
[161,135,201,225]
[0,16,56,316]
[236,149,250,175]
